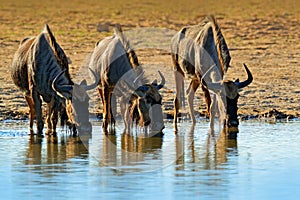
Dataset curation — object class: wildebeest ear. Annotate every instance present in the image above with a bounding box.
[80,79,87,86]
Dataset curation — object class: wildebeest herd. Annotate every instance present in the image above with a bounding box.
[11,15,253,139]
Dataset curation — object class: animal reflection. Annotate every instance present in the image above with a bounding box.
[101,134,163,169]
[24,134,91,175]
[175,125,237,171]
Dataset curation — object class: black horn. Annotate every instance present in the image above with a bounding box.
[156,70,165,90]
[237,64,253,89]
[85,68,99,91]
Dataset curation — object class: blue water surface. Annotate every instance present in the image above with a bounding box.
[0,120,299,200]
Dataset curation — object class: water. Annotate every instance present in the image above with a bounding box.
[0,120,299,200]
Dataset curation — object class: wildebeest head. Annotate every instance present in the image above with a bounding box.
[128,71,165,133]
[206,64,253,129]
[52,68,98,133]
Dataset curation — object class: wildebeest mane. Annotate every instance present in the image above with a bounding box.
[205,15,231,74]
[113,25,131,53]
[113,25,139,68]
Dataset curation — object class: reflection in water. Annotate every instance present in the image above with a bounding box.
[25,135,43,165]
[23,123,237,175]
[101,135,117,167]
[1,121,299,199]
[100,133,163,171]
[176,124,238,171]
[24,133,91,175]
[173,124,238,197]
[96,123,238,175]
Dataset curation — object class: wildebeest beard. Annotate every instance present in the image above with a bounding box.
[225,95,239,127]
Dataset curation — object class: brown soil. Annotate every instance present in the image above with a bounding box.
[0,0,299,121]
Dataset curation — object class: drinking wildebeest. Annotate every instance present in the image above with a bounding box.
[123,71,165,135]
[171,15,253,135]
[89,25,165,134]
[11,24,97,135]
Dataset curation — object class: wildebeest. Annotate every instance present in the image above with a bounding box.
[11,24,97,135]
[171,15,253,134]
[89,26,165,134]
[124,71,165,135]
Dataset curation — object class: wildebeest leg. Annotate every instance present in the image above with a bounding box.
[120,97,131,134]
[25,95,35,134]
[46,102,52,134]
[51,106,59,135]
[201,84,212,117]
[46,99,59,135]
[123,106,132,134]
[98,88,104,104]
[173,70,184,132]
[98,87,106,127]
[110,93,116,132]
[32,90,44,135]
[120,96,126,121]
[102,87,111,134]
[186,79,200,123]
[59,106,68,127]
[209,95,217,133]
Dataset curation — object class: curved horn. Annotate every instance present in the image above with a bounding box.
[237,64,253,89]
[156,70,165,90]
[52,70,72,99]
[85,68,99,91]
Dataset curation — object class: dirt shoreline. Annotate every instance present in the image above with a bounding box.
[0,0,299,123]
